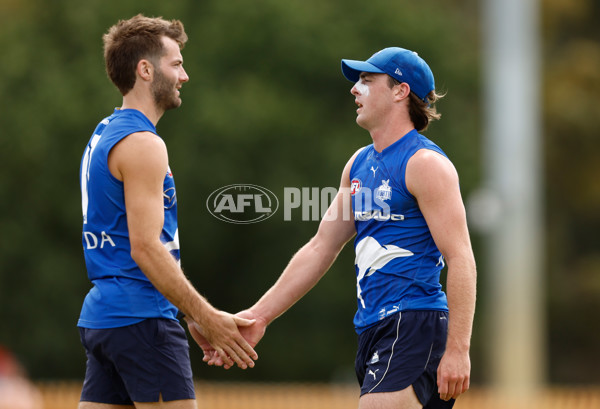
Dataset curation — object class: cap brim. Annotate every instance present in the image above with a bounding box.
[341,59,385,82]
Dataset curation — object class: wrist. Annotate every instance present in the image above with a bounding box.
[188,297,219,328]
[247,307,270,327]
[446,336,471,354]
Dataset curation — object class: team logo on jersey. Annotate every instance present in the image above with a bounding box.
[355,236,413,308]
[375,179,392,201]
[370,351,380,364]
[164,187,177,209]
[166,166,173,178]
[351,178,362,195]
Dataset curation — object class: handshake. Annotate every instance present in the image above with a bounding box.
[183,309,267,370]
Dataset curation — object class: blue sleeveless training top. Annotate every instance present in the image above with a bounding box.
[350,129,449,333]
[78,108,179,329]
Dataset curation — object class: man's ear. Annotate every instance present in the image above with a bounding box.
[137,59,154,82]
[393,82,411,102]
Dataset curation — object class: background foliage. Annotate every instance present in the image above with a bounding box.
[0,0,598,385]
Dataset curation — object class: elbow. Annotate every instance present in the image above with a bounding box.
[129,237,156,265]
[445,253,477,279]
[307,234,341,265]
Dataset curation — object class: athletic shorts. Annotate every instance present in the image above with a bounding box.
[355,310,455,408]
[79,318,195,404]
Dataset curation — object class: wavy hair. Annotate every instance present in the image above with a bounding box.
[103,14,188,95]
[388,77,444,131]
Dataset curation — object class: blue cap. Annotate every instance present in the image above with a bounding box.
[341,47,435,102]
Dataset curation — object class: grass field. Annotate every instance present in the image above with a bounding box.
[35,382,600,409]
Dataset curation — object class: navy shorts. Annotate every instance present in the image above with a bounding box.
[355,311,455,408]
[79,318,195,404]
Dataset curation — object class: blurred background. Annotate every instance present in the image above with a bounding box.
[0,0,598,401]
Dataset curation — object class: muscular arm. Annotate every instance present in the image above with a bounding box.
[210,149,360,365]
[406,149,477,401]
[248,151,360,325]
[249,197,356,326]
[109,131,257,369]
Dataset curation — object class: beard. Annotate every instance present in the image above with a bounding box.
[151,68,181,112]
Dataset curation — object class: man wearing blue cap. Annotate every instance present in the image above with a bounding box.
[202,47,476,409]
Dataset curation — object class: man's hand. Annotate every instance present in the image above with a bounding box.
[186,310,258,370]
[236,309,267,348]
[184,316,217,364]
[202,309,268,369]
[437,346,471,401]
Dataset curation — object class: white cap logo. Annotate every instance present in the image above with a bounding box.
[394,68,403,76]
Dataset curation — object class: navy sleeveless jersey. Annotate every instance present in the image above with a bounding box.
[350,129,449,333]
[78,109,179,329]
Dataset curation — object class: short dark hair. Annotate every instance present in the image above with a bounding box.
[388,76,443,131]
[103,14,188,95]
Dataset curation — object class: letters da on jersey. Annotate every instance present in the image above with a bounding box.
[83,231,116,249]
[206,184,279,224]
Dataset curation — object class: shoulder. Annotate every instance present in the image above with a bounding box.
[113,131,166,159]
[406,149,458,198]
[109,131,168,181]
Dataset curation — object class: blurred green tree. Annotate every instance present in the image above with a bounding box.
[0,0,597,386]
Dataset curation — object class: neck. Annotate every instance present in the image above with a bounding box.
[120,88,164,126]
[362,103,415,151]
[369,122,415,152]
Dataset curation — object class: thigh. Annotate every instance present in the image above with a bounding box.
[358,386,422,409]
[78,402,133,409]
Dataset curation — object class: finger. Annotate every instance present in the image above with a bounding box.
[233,316,256,327]
[224,343,254,370]
[230,338,258,369]
[215,348,234,368]
[236,333,259,361]
[437,377,448,400]
[210,354,229,369]
[452,377,469,399]
[462,376,470,394]
[220,344,247,370]
[208,354,224,367]
[205,351,219,366]
[447,382,458,400]
[439,388,452,401]
[438,380,451,401]
[449,380,458,397]
[229,324,259,361]
[443,378,462,401]
[235,341,257,368]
